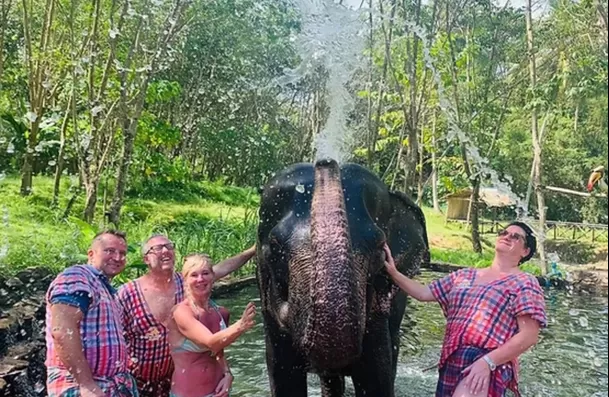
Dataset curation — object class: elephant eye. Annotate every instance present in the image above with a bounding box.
[269,236,284,250]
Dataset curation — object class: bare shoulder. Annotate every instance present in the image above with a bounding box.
[173,301,195,320]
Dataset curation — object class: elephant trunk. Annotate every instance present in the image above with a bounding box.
[301,159,365,369]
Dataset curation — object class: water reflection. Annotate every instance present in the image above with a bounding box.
[216,271,608,396]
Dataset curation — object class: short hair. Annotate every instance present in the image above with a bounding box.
[508,221,537,264]
[92,229,127,245]
[141,234,170,255]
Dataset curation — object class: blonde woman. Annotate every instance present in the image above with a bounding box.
[167,254,256,397]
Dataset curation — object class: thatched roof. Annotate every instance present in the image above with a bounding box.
[445,187,516,207]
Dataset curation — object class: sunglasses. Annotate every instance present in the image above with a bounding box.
[497,229,526,244]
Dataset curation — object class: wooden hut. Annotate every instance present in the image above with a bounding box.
[444,187,516,223]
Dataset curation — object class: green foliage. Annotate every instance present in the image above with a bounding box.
[126,177,259,207]
[0,175,258,280]
[0,0,607,282]
[430,248,494,268]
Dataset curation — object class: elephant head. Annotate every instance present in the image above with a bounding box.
[257,159,429,379]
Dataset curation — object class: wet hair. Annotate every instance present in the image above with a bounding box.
[508,221,537,264]
[92,229,127,245]
[182,253,214,279]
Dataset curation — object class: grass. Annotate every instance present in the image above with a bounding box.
[1,174,581,281]
[0,175,259,283]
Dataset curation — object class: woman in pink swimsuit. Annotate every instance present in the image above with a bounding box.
[167,254,257,397]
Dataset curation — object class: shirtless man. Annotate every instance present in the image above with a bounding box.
[116,234,256,397]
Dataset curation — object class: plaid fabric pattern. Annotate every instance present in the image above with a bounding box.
[45,265,129,394]
[117,273,185,396]
[436,346,518,397]
[135,377,172,397]
[47,367,138,397]
[429,268,546,393]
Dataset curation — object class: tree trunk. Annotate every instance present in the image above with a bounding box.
[402,0,422,195]
[20,145,34,195]
[369,0,394,169]
[0,0,11,81]
[416,113,426,205]
[108,83,149,226]
[431,108,441,212]
[470,177,482,254]
[83,180,98,223]
[526,0,547,273]
[52,96,73,205]
[108,119,136,226]
[20,0,56,196]
[596,0,608,47]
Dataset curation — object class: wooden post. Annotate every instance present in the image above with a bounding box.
[542,185,607,198]
[572,226,576,240]
[465,196,473,231]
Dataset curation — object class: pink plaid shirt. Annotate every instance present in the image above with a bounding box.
[45,265,131,396]
[117,273,185,384]
[429,268,547,370]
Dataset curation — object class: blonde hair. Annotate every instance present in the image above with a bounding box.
[181,253,215,310]
[182,253,214,278]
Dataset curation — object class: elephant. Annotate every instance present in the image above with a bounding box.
[255,159,430,397]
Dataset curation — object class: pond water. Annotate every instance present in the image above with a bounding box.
[215,271,608,397]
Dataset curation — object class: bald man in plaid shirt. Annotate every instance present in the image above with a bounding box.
[45,230,138,397]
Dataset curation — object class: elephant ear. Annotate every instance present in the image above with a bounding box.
[386,191,430,278]
[370,190,430,316]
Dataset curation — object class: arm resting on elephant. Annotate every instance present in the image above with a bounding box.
[387,268,436,302]
[173,304,247,354]
[383,243,436,302]
[213,244,256,280]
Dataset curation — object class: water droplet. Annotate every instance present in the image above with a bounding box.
[295,183,305,193]
[25,111,38,122]
[578,317,589,327]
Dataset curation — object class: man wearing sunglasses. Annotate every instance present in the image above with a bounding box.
[116,234,256,397]
[384,221,546,397]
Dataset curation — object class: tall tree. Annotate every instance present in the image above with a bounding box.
[19,0,56,195]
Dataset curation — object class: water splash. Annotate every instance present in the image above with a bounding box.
[402,20,546,247]
[282,2,541,238]
[277,0,368,163]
